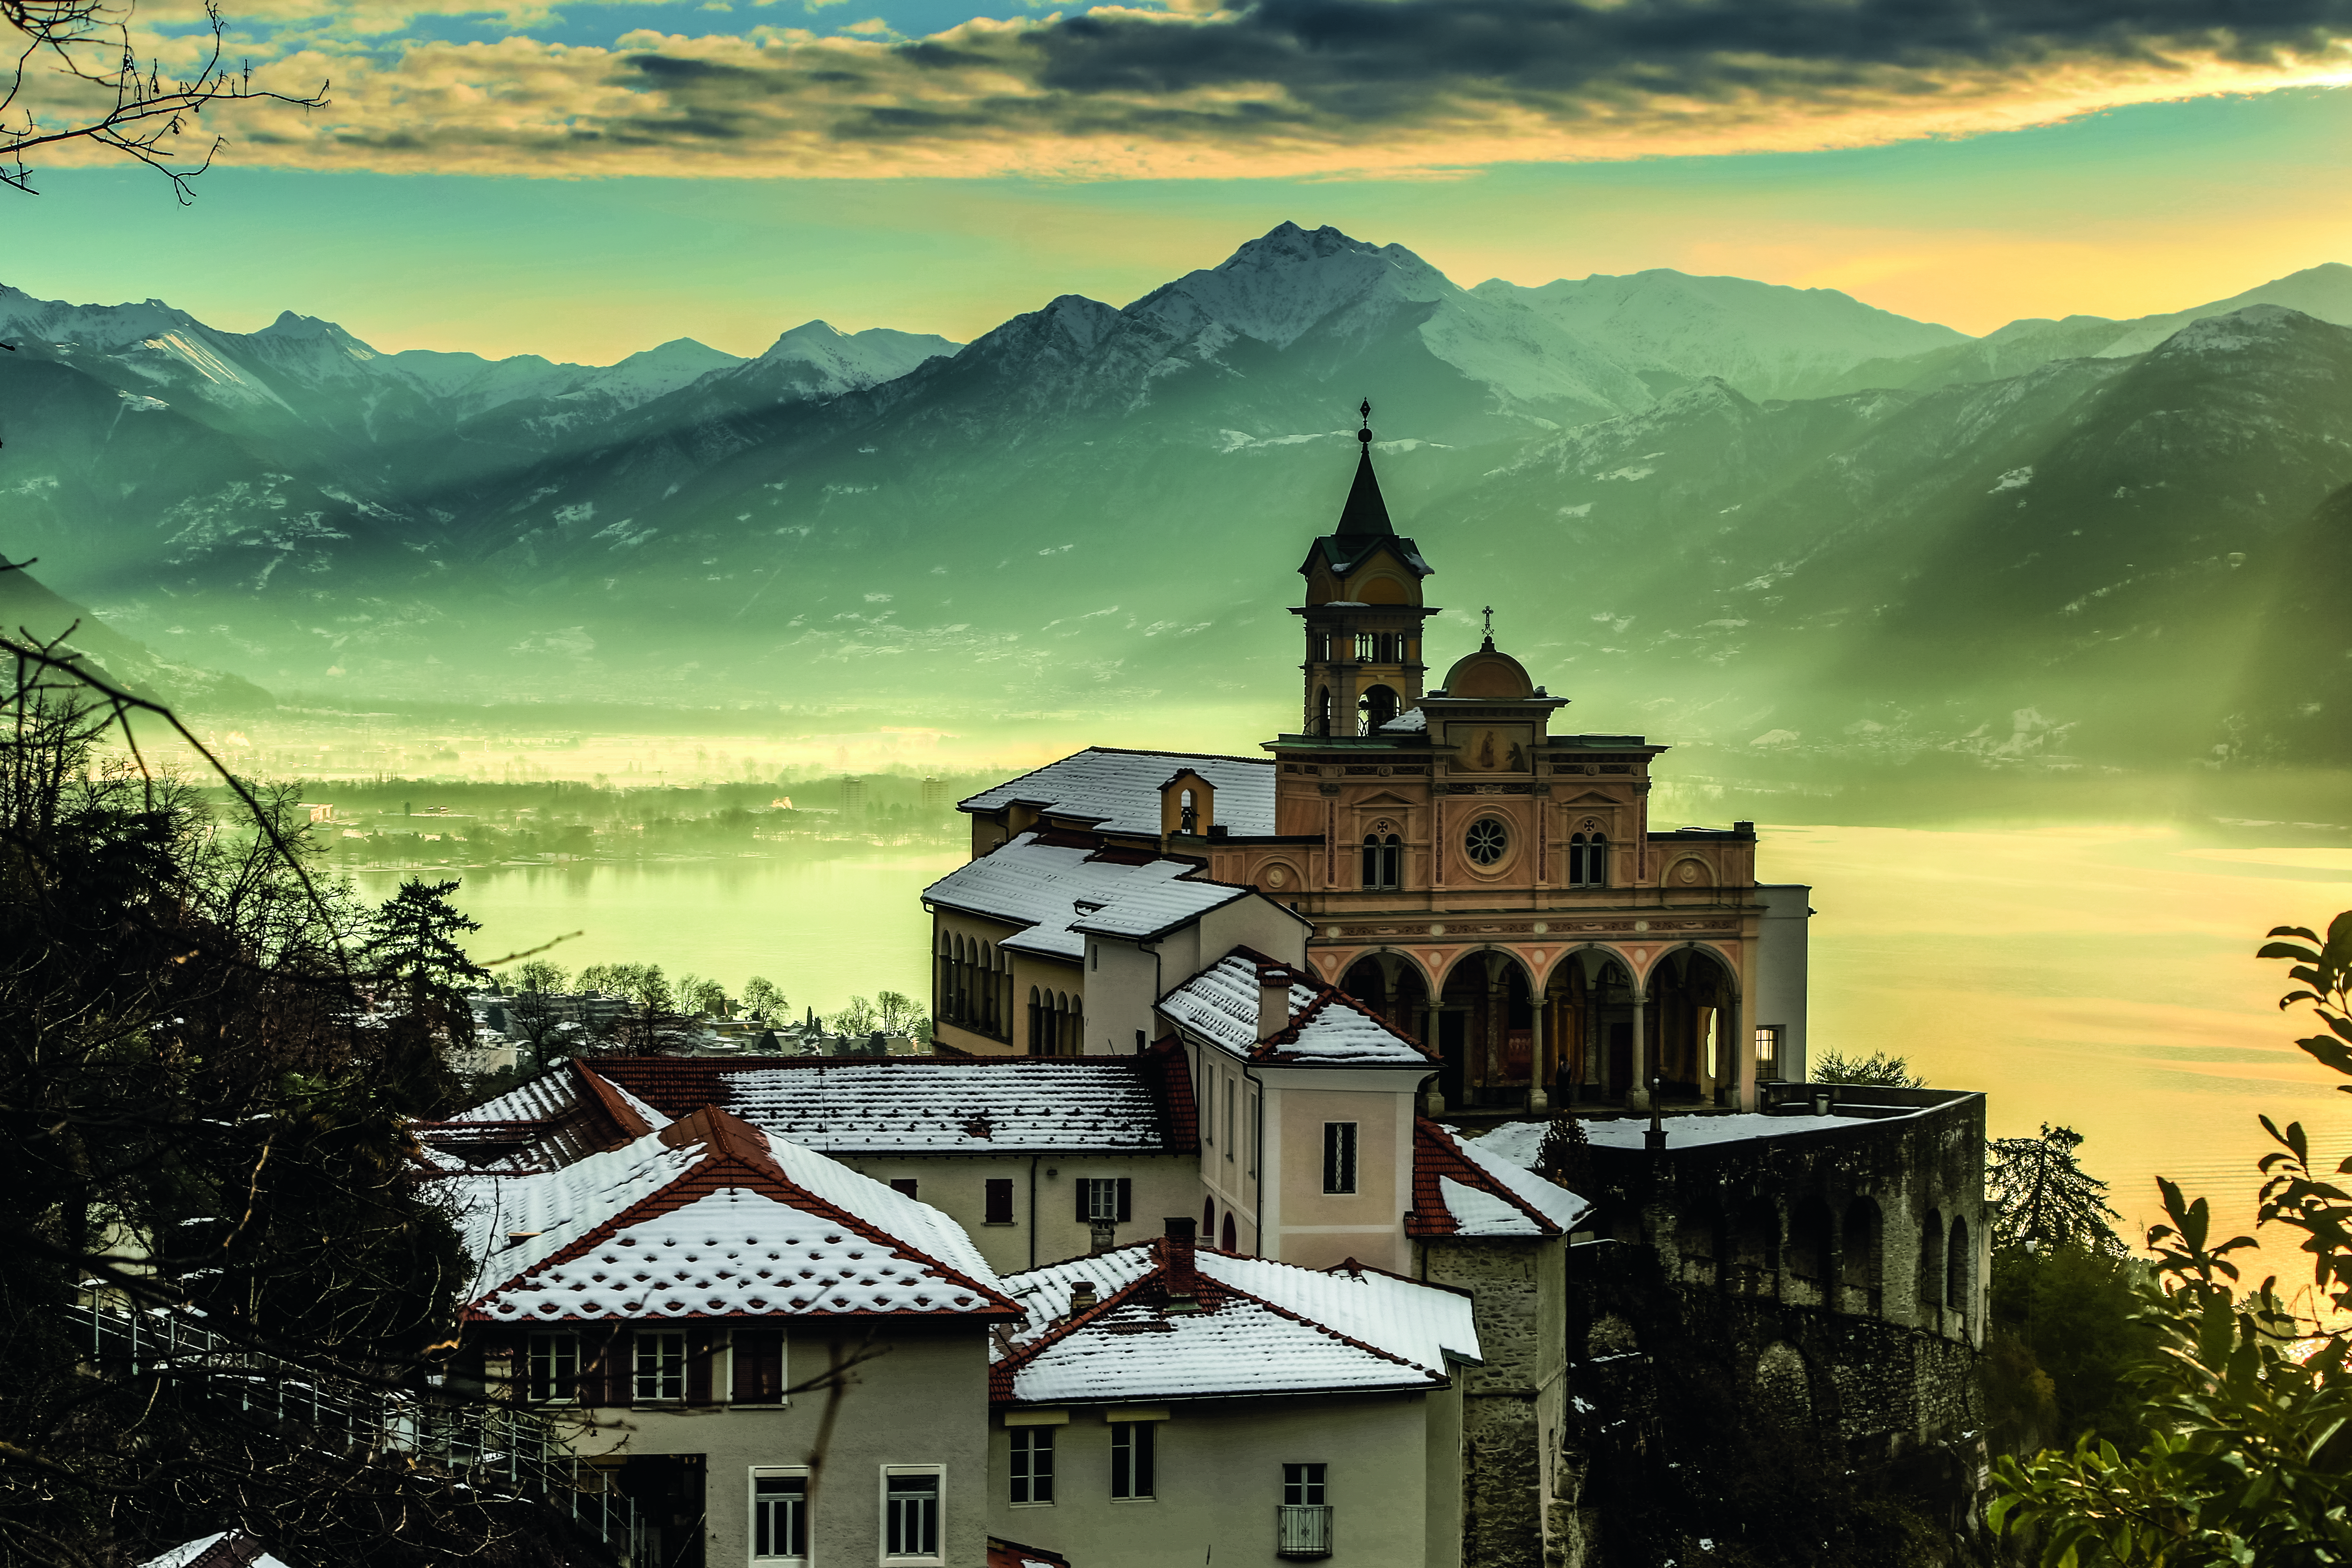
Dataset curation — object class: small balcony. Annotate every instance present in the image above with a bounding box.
[1276,1503,1334,1558]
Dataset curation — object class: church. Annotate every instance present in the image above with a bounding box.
[926,404,1812,1116]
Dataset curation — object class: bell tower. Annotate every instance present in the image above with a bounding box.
[1294,402,1439,737]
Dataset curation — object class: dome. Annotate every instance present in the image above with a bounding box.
[1442,643,1535,700]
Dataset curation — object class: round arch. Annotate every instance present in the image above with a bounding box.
[1540,944,1640,1107]
[1645,942,1742,1108]
[1432,946,1539,1112]
[1337,947,1436,1040]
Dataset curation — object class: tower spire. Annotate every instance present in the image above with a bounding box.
[1335,397,1393,537]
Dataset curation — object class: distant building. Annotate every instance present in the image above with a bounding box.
[922,776,951,810]
[841,775,868,817]
[940,407,1809,1116]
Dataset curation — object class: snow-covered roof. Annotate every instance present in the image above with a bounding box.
[1156,948,1434,1067]
[415,1061,652,1175]
[1467,1111,1901,1159]
[958,747,1277,838]
[992,1240,1479,1405]
[1379,707,1429,733]
[454,1108,1016,1323]
[1409,1119,1589,1238]
[925,833,1253,959]
[713,1057,1194,1154]
[139,1535,296,1568]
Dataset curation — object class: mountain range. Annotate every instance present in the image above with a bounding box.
[2,222,2346,770]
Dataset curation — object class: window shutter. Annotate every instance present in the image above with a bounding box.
[1117,1178,1132,1221]
[1075,1179,1092,1225]
[686,1326,715,1406]
[602,1326,632,1408]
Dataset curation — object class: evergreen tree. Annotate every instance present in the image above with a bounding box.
[1990,1123,2126,1256]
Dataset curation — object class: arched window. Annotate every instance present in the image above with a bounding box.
[1382,834,1402,889]
[1028,986,1044,1057]
[1842,1198,1883,1316]
[1314,688,1333,737]
[1361,684,1399,731]
[1203,1197,1216,1238]
[1361,835,1382,888]
[1355,631,1376,661]
[1179,788,1197,834]
[1220,1212,1238,1251]
[1920,1208,1945,1313]
[1947,1216,1971,1329]
[1570,833,1609,888]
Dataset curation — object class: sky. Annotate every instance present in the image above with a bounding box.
[9,0,2352,361]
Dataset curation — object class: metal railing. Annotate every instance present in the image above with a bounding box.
[70,1299,641,1561]
[1276,1503,1334,1558]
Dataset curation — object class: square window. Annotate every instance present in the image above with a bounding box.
[634,1330,685,1403]
[1284,1463,1327,1506]
[882,1468,943,1561]
[1322,1123,1358,1194]
[751,1470,808,1561]
[1010,1427,1055,1505]
[1075,1178,1130,1224]
[526,1331,578,1404]
[1111,1421,1155,1500]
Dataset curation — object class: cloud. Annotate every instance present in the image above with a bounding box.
[49,0,2352,180]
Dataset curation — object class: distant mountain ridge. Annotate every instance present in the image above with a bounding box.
[0,227,2344,771]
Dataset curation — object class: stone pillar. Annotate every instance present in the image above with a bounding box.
[1529,1007,1548,1114]
[1423,1002,1445,1113]
[1627,989,1649,1114]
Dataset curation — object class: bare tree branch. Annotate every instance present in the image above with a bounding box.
[2,0,325,199]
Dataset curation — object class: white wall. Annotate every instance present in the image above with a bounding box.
[570,1328,990,1568]
[985,1391,1448,1568]
[1752,883,1813,1085]
[828,1152,1200,1276]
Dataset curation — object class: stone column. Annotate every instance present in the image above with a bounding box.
[1529,1007,1548,1114]
[1422,1002,1445,1113]
[1627,988,1649,1113]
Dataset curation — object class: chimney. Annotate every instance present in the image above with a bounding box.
[1257,967,1292,1042]
[1162,1217,1200,1312]
[1068,1279,1098,1315]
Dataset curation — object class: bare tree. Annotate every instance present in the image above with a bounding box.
[3,0,326,199]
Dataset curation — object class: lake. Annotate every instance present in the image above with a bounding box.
[362,823,2352,1281]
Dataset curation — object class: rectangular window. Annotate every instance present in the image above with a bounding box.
[526,1331,578,1404]
[1755,1025,1782,1081]
[1284,1463,1327,1506]
[883,1469,942,1560]
[1075,1177,1132,1223]
[889,1178,920,1199]
[633,1330,685,1402]
[1010,1427,1055,1505]
[1224,1079,1235,1163]
[751,1470,808,1561]
[1322,1123,1358,1194]
[1111,1422,1156,1500]
[985,1178,1015,1225]
[732,1329,785,1405]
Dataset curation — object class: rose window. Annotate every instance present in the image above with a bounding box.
[1465,819,1508,867]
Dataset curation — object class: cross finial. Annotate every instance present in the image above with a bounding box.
[1357,398,1372,446]
[1481,605,1494,646]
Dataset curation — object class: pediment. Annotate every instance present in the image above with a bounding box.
[1351,790,1422,808]
[1561,790,1620,805]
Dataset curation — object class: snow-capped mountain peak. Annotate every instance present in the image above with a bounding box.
[1128,222,1455,349]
